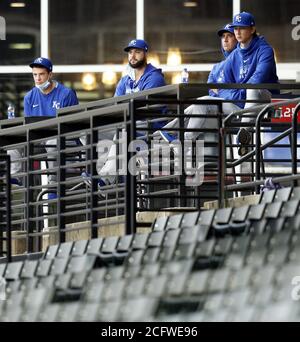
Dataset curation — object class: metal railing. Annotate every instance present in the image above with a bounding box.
[0,154,11,262]
[0,83,300,253]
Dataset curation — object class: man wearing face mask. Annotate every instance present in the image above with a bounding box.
[9,57,78,198]
[24,57,78,116]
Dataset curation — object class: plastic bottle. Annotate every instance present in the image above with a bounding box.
[181,68,189,83]
[7,104,15,119]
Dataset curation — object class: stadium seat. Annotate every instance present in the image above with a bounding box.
[69,271,88,289]
[208,268,232,293]
[152,216,169,231]
[281,199,299,218]
[186,270,210,295]
[100,236,119,254]
[164,272,189,296]
[101,279,126,302]
[4,261,24,281]
[49,258,69,276]
[20,260,39,279]
[160,259,194,276]
[225,235,251,269]
[181,211,200,228]
[103,266,124,281]
[139,263,160,278]
[259,189,277,204]
[290,187,300,200]
[0,263,6,277]
[38,275,56,289]
[166,214,184,229]
[147,231,166,248]
[116,235,133,252]
[86,238,103,255]
[144,274,168,298]
[76,303,99,322]
[197,209,216,227]
[142,247,161,264]
[56,242,74,259]
[124,277,146,299]
[284,214,300,230]
[37,304,60,322]
[71,240,88,256]
[66,254,97,274]
[44,245,59,260]
[96,300,120,322]
[264,202,283,219]
[274,187,292,202]
[173,242,196,261]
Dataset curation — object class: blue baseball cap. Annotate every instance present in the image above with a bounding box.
[29,57,53,72]
[217,23,235,37]
[124,39,149,52]
[230,12,255,27]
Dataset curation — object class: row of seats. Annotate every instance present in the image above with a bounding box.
[1,261,300,321]
[1,186,300,321]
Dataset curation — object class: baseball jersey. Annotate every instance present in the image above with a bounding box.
[223,35,278,101]
[24,82,79,117]
[114,63,166,96]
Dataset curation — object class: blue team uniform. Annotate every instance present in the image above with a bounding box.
[24,82,78,117]
[222,35,279,106]
[114,63,166,96]
[207,45,236,99]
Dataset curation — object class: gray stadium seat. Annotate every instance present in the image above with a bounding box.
[56,242,74,259]
[181,211,200,228]
[132,232,149,250]
[152,216,169,231]
[20,260,39,279]
[71,240,88,256]
[44,245,59,260]
[86,238,103,255]
[4,261,24,281]
[166,214,183,229]
[101,236,119,254]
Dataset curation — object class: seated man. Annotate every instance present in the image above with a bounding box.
[160,13,278,158]
[9,57,79,198]
[81,39,166,189]
[224,11,278,155]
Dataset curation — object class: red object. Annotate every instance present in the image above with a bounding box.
[271,98,298,123]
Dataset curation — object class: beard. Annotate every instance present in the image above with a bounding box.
[129,58,146,69]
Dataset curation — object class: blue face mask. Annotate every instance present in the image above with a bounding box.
[36,79,51,92]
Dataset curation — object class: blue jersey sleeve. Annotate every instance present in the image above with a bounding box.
[63,89,79,107]
[207,64,219,97]
[247,47,276,84]
[24,94,31,116]
[114,79,126,97]
[141,73,166,90]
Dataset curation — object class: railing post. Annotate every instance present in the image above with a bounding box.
[218,102,225,208]
[126,100,136,235]
[57,123,66,243]
[292,103,300,183]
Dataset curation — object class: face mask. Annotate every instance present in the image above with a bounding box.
[36,79,51,92]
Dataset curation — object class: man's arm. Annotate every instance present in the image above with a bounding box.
[207,64,219,96]
[114,79,126,97]
[63,89,79,107]
[247,47,276,84]
[141,73,166,91]
[23,94,31,116]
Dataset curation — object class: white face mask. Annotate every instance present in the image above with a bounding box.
[36,79,51,92]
